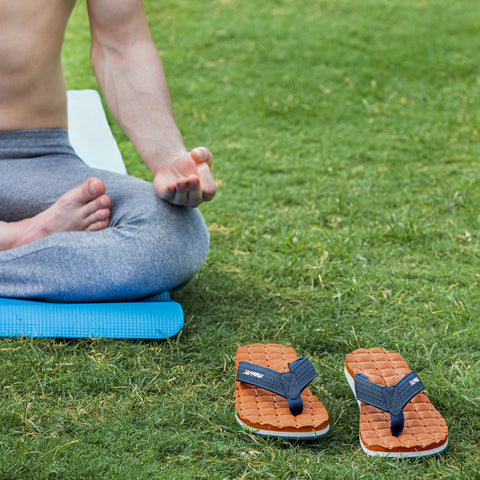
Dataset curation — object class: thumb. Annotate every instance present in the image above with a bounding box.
[191,147,213,166]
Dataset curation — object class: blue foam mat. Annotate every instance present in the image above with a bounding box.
[0,293,183,339]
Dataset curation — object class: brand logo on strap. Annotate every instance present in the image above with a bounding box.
[243,370,264,379]
[409,377,420,386]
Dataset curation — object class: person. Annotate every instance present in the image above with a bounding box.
[0,0,216,302]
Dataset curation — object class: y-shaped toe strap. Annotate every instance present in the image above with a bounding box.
[236,357,317,416]
[354,370,424,437]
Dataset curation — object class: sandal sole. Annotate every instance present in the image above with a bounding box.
[235,343,329,440]
[345,348,448,458]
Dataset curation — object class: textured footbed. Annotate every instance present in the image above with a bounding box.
[235,343,329,439]
[345,348,448,458]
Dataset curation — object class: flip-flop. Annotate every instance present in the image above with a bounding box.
[345,347,448,458]
[235,343,329,440]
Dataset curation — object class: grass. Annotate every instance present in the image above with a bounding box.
[1,0,479,477]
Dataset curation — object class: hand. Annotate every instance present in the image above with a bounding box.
[153,147,217,207]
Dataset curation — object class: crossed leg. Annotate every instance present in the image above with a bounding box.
[0,178,111,251]
[0,129,210,302]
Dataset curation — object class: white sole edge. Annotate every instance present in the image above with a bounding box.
[235,414,329,440]
[344,366,448,458]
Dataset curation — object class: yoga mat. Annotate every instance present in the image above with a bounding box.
[0,293,183,339]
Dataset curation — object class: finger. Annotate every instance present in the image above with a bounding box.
[153,176,176,202]
[156,184,176,202]
[197,162,217,202]
[191,147,213,167]
[172,180,189,206]
[164,185,176,201]
[187,176,203,208]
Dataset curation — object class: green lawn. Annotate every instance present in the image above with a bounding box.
[1,0,479,478]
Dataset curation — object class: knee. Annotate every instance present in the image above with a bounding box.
[117,204,210,294]
[155,206,210,288]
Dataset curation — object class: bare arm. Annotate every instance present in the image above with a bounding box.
[86,0,216,207]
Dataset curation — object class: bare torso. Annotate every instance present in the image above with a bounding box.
[0,0,76,130]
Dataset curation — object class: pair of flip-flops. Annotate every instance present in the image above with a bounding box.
[235,344,448,458]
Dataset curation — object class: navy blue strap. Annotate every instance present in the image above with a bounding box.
[236,357,317,416]
[354,370,424,437]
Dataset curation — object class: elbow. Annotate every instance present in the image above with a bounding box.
[90,39,107,80]
[90,35,127,70]
[90,39,127,88]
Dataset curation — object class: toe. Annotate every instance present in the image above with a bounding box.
[97,194,111,208]
[89,208,110,223]
[85,178,106,200]
[86,219,110,232]
[82,194,111,217]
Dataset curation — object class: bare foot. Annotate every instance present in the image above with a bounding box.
[0,178,111,251]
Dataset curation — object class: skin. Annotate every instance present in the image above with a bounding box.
[0,178,111,251]
[0,0,216,250]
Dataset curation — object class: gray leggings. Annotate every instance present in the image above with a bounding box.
[0,129,210,302]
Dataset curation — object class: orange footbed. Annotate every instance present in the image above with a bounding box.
[345,348,448,453]
[235,343,329,434]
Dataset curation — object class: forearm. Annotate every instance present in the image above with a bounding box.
[91,39,187,174]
